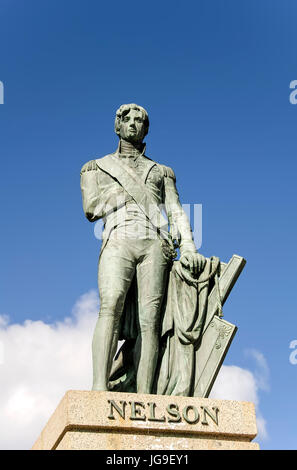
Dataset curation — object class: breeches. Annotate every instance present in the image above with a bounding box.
[98,239,169,333]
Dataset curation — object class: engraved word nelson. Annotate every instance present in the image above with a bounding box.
[107,399,219,426]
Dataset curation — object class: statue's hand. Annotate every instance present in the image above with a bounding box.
[180,251,207,277]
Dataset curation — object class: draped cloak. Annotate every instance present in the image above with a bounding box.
[109,257,216,397]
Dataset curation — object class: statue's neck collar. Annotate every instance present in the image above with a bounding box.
[117,139,146,157]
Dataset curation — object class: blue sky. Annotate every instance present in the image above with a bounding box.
[0,0,297,449]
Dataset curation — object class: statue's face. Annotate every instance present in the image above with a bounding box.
[119,109,146,143]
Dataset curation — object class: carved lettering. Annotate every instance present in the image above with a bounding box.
[166,403,181,423]
[106,399,220,426]
[182,405,200,424]
[201,406,219,425]
[147,402,166,422]
[107,399,126,420]
[129,401,146,421]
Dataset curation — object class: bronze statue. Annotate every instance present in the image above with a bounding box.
[81,104,245,397]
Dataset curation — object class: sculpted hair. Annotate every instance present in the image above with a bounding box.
[114,103,149,137]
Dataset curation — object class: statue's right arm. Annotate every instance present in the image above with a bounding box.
[80,160,103,222]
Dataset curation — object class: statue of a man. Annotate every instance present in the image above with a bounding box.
[80,103,206,394]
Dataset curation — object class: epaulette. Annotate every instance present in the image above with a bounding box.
[80,159,97,175]
[160,164,176,181]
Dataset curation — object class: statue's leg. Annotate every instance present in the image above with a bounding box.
[135,240,169,394]
[92,240,135,391]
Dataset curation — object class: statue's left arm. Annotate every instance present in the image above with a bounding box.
[162,165,206,275]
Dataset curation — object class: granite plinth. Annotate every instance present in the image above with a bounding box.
[32,390,259,450]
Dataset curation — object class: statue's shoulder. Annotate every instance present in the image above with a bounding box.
[157,163,176,181]
[95,153,115,164]
[80,153,115,175]
[142,155,175,181]
[80,159,97,175]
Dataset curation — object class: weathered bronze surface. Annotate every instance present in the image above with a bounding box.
[80,103,245,397]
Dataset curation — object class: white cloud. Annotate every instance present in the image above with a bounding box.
[210,365,258,403]
[0,290,98,450]
[210,362,268,441]
[0,314,9,328]
[0,291,268,449]
[244,348,270,392]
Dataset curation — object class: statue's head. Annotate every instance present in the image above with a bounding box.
[115,103,149,144]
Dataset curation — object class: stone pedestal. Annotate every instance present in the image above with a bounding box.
[32,390,259,450]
